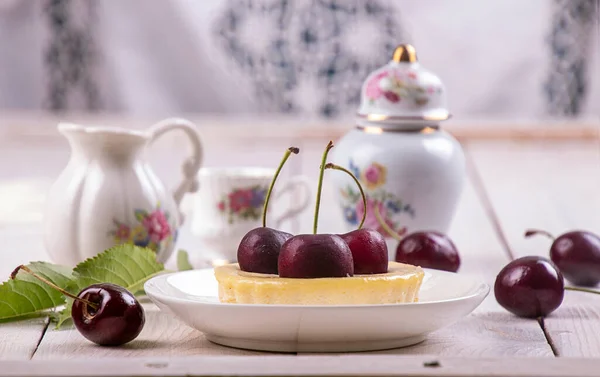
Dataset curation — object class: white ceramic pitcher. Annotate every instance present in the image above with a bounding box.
[43,118,203,265]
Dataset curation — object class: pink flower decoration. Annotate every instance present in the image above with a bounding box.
[142,210,171,243]
[408,71,417,79]
[229,189,253,213]
[365,71,388,100]
[355,198,395,235]
[364,165,381,184]
[383,91,400,103]
[217,201,225,212]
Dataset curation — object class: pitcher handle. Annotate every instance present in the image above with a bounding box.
[148,118,203,224]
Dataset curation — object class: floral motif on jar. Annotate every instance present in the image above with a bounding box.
[364,69,441,107]
[109,203,176,254]
[342,160,415,238]
[218,185,267,224]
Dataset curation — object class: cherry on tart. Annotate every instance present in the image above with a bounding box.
[525,229,600,287]
[10,265,144,346]
[237,147,298,274]
[278,141,354,278]
[325,162,388,274]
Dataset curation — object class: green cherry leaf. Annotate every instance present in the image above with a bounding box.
[56,244,164,328]
[177,249,194,271]
[0,262,74,322]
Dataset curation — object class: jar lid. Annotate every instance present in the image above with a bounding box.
[357,44,450,126]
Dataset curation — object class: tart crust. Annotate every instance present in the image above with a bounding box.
[214,261,424,305]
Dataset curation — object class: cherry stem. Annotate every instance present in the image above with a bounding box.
[313,141,334,234]
[10,265,99,310]
[325,163,366,230]
[374,203,402,241]
[524,229,556,241]
[262,146,300,227]
[565,286,600,295]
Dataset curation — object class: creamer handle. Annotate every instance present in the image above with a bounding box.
[148,118,203,224]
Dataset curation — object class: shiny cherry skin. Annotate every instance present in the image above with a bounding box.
[395,231,460,272]
[339,228,388,274]
[494,256,564,318]
[278,234,354,278]
[237,227,292,274]
[72,283,145,346]
[550,231,600,287]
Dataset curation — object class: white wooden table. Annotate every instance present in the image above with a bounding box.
[1,113,600,376]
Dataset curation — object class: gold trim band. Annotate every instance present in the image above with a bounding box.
[357,112,451,122]
[356,125,440,134]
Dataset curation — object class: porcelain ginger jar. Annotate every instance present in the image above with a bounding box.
[330,44,465,259]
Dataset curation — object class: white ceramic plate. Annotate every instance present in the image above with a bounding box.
[145,268,489,353]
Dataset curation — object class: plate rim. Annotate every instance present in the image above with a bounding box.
[144,267,491,309]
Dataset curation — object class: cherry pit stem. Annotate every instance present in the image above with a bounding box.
[313,141,334,234]
[325,163,366,230]
[374,204,402,241]
[262,146,300,227]
[524,229,556,241]
[10,265,99,310]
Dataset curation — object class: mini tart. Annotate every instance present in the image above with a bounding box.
[214,261,424,305]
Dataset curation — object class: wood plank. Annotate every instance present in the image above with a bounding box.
[468,140,600,357]
[296,139,553,357]
[0,317,48,360]
[3,355,600,377]
[32,306,262,359]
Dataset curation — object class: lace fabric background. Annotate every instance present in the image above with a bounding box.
[0,0,598,120]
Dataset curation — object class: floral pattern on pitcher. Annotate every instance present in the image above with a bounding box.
[109,203,176,253]
[365,69,441,107]
[218,185,268,224]
[341,160,415,238]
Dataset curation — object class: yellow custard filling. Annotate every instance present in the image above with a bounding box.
[214,261,424,305]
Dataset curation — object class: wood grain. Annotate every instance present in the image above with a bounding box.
[297,139,553,357]
[0,317,48,360]
[468,140,600,357]
[32,306,261,359]
[4,355,600,377]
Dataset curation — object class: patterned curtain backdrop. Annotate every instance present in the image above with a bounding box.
[43,0,101,112]
[544,0,599,116]
[213,0,406,118]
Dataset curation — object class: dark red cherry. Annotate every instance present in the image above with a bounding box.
[395,231,460,272]
[72,283,145,346]
[494,256,564,318]
[339,228,388,274]
[526,229,600,287]
[237,227,292,274]
[278,234,354,278]
[10,266,145,347]
[235,146,298,274]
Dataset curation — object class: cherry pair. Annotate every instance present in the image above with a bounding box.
[237,142,388,278]
[494,229,600,318]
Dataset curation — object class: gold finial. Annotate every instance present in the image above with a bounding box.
[392,44,418,63]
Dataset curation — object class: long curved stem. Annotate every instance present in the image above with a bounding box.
[374,204,402,241]
[565,286,600,295]
[325,163,366,230]
[262,147,299,227]
[11,265,98,310]
[313,141,334,234]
